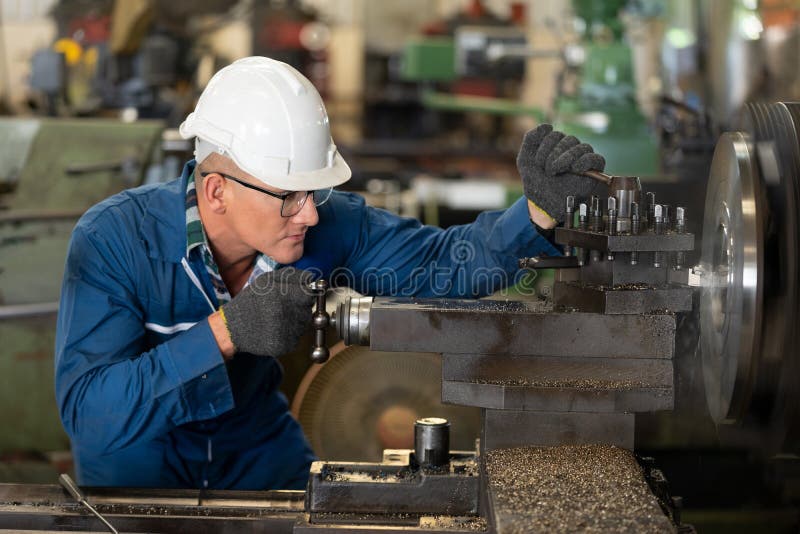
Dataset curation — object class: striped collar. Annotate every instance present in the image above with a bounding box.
[185,170,277,306]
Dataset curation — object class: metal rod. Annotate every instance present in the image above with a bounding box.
[0,302,59,320]
[59,474,119,534]
[582,170,613,185]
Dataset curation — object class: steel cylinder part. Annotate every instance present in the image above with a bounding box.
[577,203,588,266]
[590,196,603,232]
[662,205,672,230]
[331,296,374,346]
[564,196,575,230]
[607,197,617,236]
[578,203,588,230]
[414,417,450,469]
[608,175,641,233]
[647,192,656,230]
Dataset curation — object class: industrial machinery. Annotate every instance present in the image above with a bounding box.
[1,101,799,531]
[295,167,693,531]
[290,342,482,462]
[698,101,800,455]
[0,118,169,482]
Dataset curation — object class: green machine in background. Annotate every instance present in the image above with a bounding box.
[554,0,660,177]
[399,0,661,177]
[0,118,164,481]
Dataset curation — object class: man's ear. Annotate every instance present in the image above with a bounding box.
[200,172,227,213]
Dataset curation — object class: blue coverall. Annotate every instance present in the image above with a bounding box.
[55,161,558,489]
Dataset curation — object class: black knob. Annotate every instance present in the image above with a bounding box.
[414,417,450,469]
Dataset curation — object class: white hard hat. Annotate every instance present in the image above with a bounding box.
[179,56,351,191]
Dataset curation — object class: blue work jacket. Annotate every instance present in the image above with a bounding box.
[54,161,558,490]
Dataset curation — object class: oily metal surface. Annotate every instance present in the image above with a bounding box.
[553,282,693,314]
[699,102,800,453]
[368,298,676,358]
[743,102,800,452]
[442,354,673,388]
[0,483,303,533]
[442,380,673,412]
[698,131,764,424]
[554,228,695,252]
[296,513,488,532]
[485,445,674,533]
[441,352,674,413]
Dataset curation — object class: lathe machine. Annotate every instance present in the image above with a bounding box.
[0,101,798,532]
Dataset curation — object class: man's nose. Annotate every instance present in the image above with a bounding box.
[292,193,319,226]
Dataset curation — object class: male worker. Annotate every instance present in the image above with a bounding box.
[55,57,605,490]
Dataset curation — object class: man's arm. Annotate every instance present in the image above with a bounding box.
[55,225,234,456]
[335,193,560,298]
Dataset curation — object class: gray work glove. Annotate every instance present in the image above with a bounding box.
[517,124,606,223]
[221,267,314,357]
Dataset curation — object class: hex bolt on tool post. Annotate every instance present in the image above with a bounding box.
[577,202,588,266]
[630,202,641,265]
[607,197,617,261]
[653,205,665,268]
[309,279,330,364]
[647,192,656,230]
[590,197,602,263]
[564,196,575,256]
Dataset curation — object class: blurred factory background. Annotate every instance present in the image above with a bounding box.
[0,0,799,532]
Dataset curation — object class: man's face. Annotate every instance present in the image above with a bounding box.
[223,173,320,264]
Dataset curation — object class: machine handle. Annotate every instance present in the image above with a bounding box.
[518,256,581,269]
[59,473,119,534]
[309,279,331,364]
[58,473,84,502]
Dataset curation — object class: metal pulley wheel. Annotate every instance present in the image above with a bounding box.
[291,342,480,462]
[699,102,800,453]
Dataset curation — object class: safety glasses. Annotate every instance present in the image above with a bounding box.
[200,171,333,217]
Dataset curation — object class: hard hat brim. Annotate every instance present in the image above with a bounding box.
[242,149,352,192]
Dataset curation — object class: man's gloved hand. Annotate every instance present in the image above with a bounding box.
[517,124,606,223]
[221,267,314,357]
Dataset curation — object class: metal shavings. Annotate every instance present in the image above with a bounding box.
[404,298,544,314]
[473,378,652,390]
[314,512,489,531]
[485,445,675,533]
[422,515,488,531]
